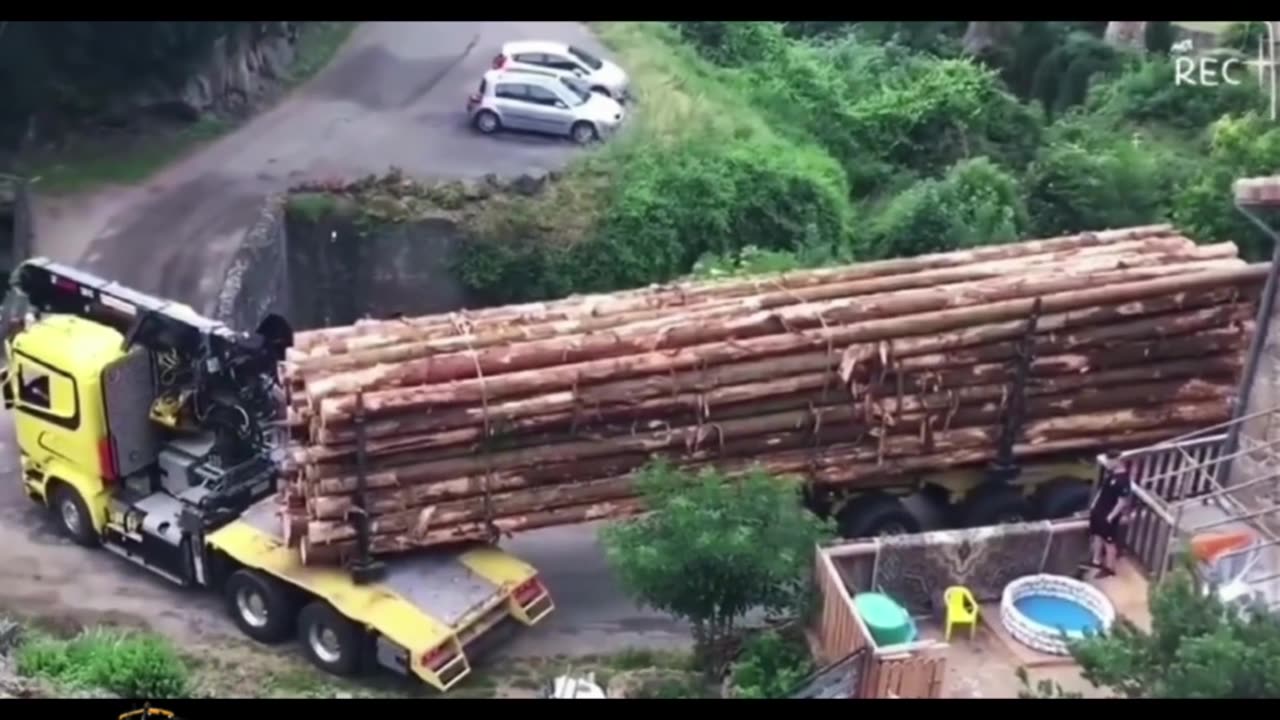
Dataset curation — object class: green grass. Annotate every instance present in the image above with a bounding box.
[287,21,359,88]
[18,21,358,195]
[15,627,191,698]
[21,116,230,194]
[464,21,777,247]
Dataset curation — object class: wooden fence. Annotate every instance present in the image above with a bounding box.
[861,651,947,699]
[812,545,949,699]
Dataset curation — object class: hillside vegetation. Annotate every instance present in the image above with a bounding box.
[452,21,1277,305]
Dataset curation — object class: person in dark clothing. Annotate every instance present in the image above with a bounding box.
[1087,452,1133,578]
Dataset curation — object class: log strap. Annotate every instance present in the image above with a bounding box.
[765,278,843,472]
[455,314,500,542]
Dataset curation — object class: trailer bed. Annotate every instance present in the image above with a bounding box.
[207,498,554,690]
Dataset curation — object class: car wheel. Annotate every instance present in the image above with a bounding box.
[571,121,598,144]
[297,601,364,677]
[51,484,98,547]
[224,569,297,644]
[473,110,500,135]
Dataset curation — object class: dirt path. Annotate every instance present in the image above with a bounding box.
[2,20,688,674]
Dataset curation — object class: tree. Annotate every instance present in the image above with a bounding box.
[1021,564,1280,698]
[599,461,834,676]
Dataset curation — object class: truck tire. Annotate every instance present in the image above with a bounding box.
[960,482,1032,528]
[836,493,920,539]
[50,484,98,548]
[224,569,296,644]
[297,601,364,677]
[1035,479,1092,520]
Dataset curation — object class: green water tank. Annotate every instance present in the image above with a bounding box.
[854,592,916,646]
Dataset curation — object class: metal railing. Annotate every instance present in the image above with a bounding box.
[1112,405,1280,586]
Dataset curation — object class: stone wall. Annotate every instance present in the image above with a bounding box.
[126,23,302,122]
[213,194,289,332]
[212,193,474,333]
[283,210,471,330]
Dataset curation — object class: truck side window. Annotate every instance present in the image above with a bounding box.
[17,365,52,409]
[14,358,76,423]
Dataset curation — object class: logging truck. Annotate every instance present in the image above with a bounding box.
[0,258,554,692]
[280,226,1256,547]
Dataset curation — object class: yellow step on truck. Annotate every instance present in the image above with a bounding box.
[0,258,554,692]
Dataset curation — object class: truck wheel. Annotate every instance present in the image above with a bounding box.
[960,482,1032,528]
[50,484,98,548]
[297,601,364,677]
[1035,479,1092,520]
[224,569,296,644]
[836,493,920,539]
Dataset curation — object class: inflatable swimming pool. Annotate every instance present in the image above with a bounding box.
[1000,574,1115,655]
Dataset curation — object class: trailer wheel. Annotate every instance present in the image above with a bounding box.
[297,601,364,677]
[50,483,98,548]
[1034,478,1092,520]
[960,482,1032,528]
[836,493,920,539]
[224,569,296,644]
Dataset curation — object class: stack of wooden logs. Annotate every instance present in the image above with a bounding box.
[277,225,1266,565]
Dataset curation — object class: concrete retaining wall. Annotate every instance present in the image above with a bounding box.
[213,194,289,332]
[212,194,474,332]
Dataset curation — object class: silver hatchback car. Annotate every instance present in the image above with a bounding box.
[467,69,625,144]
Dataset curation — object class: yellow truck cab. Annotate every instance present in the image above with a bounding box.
[0,258,553,691]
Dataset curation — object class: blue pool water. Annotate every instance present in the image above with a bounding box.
[1013,595,1103,634]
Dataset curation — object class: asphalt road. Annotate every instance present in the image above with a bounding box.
[33,21,613,314]
[5,21,690,661]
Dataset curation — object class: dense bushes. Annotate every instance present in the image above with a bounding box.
[866,157,1026,258]
[454,135,850,303]
[1023,117,1188,236]
[453,22,1276,304]
[16,627,191,697]
[1086,56,1266,130]
[1172,113,1280,260]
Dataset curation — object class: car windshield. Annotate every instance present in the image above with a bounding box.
[567,45,604,70]
[559,78,592,105]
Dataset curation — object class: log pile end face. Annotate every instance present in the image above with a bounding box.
[280,225,1264,564]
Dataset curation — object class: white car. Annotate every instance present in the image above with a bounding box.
[467,69,625,143]
[492,40,630,101]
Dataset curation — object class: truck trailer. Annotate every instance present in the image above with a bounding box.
[0,258,553,691]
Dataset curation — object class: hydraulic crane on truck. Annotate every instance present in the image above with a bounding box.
[0,258,554,691]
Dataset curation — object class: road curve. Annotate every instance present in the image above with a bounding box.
[6,21,689,664]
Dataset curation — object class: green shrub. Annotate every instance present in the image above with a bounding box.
[1144,21,1176,54]
[689,243,844,281]
[1029,31,1127,118]
[865,157,1027,259]
[1086,56,1266,131]
[840,58,1023,189]
[16,628,191,697]
[1172,113,1280,260]
[672,21,788,66]
[455,135,850,303]
[729,630,814,699]
[848,22,967,55]
[1023,118,1187,236]
[587,136,849,286]
[1220,22,1268,52]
